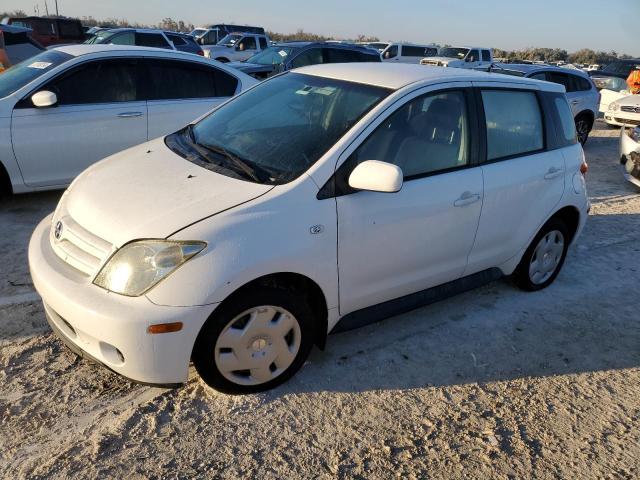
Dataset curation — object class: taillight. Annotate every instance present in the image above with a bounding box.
[197,50,204,56]
[580,161,589,175]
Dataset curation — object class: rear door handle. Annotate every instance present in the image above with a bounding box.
[454,191,481,207]
[570,100,579,105]
[117,111,143,118]
[544,166,564,180]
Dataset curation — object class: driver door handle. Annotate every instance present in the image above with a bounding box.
[454,191,481,207]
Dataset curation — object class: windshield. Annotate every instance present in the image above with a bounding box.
[166,73,391,185]
[0,50,72,98]
[191,29,207,38]
[217,34,242,46]
[84,30,115,44]
[602,61,639,76]
[245,46,296,65]
[439,47,469,59]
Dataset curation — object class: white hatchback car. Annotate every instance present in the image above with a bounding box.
[0,45,256,194]
[29,64,589,393]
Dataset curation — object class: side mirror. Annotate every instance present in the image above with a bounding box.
[32,90,58,108]
[197,37,204,45]
[348,160,403,193]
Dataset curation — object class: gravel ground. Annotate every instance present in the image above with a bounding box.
[1,120,639,479]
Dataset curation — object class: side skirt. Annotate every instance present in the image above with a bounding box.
[331,268,503,333]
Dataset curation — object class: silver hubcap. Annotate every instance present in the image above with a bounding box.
[529,230,565,285]
[215,306,301,386]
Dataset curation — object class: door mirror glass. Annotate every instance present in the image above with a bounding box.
[31,90,57,108]
[348,160,403,193]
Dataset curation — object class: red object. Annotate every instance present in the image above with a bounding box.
[197,50,204,56]
[580,161,589,176]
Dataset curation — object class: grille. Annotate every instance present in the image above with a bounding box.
[621,106,640,114]
[50,215,114,276]
[615,117,640,126]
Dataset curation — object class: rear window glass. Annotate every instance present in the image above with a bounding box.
[481,90,544,160]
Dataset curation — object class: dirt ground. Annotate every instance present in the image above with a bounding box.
[1,120,639,479]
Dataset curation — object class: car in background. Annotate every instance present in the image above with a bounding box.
[590,59,640,89]
[2,16,85,47]
[201,32,270,62]
[0,45,257,194]
[488,63,599,145]
[28,63,588,393]
[84,28,203,55]
[604,95,640,128]
[191,24,265,47]
[381,43,438,63]
[421,46,493,70]
[228,42,381,79]
[620,126,640,188]
[0,24,44,69]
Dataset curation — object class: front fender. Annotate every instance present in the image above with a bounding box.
[145,178,339,311]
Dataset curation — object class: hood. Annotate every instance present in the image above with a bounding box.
[420,57,460,65]
[203,44,232,52]
[60,138,273,247]
[614,94,640,107]
[227,61,273,73]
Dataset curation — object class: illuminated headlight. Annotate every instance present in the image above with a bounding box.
[609,102,619,111]
[94,240,206,296]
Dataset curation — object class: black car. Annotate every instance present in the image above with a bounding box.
[589,59,640,90]
[85,28,203,56]
[227,42,381,79]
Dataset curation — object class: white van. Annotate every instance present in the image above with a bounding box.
[381,43,438,64]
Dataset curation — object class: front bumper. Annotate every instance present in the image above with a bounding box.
[619,129,640,188]
[28,214,215,385]
[604,111,640,127]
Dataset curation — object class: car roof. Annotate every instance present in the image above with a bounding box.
[274,41,378,52]
[53,44,191,56]
[493,63,591,78]
[295,63,563,90]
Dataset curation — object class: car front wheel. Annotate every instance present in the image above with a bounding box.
[193,286,315,394]
[514,218,569,291]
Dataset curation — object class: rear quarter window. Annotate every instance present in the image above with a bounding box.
[542,91,577,148]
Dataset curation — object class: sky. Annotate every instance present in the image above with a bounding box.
[4,0,639,56]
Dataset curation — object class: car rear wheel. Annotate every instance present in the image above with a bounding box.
[575,115,592,145]
[514,218,569,291]
[193,286,314,394]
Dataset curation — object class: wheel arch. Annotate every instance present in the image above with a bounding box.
[0,160,13,196]
[549,205,581,244]
[214,57,230,63]
[575,109,595,128]
[206,272,329,350]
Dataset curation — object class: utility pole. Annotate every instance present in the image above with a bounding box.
[55,0,59,16]
[44,1,49,16]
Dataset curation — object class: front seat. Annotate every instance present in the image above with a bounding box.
[394,97,463,177]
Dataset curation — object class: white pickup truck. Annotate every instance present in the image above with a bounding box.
[202,32,270,63]
[421,46,493,71]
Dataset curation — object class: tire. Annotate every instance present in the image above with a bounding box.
[575,115,592,146]
[193,286,315,394]
[513,218,569,291]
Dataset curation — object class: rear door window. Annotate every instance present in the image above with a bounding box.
[324,48,360,63]
[46,59,138,105]
[481,50,491,62]
[136,32,171,49]
[146,60,237,99]
[109,31,135,45]
[291,48,323,68]
[259,37,267,49]
[167,34,187,47]
[401,46,429,57]
[481,89,544,160]
[546,71,573,92]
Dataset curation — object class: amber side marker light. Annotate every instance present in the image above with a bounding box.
[580,161,589,175]
[147,322,183,334]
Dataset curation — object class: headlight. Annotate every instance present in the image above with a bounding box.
[94,240,206,296]
[609,102,619,111]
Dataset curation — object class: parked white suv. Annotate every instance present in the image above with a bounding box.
[29,64,589,393]
[0,45,256,194]
[202,33,270,63]
[421,46,493,70]
[381,43,438,64]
